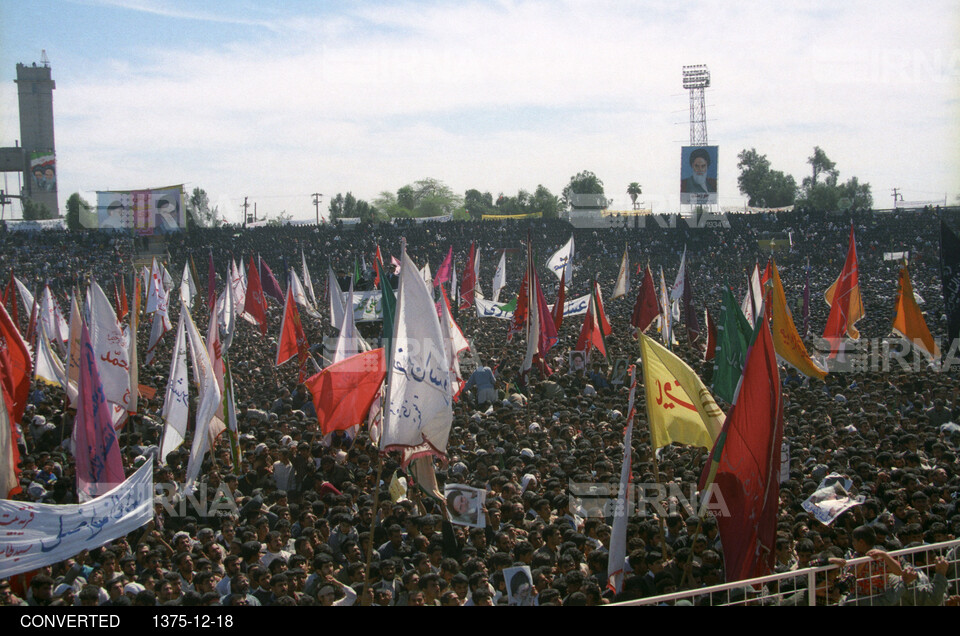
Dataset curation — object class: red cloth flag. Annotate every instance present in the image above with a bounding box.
[576,282,611,359]
[631,265,659,335]
[704,308,717,361]
[822,225,863,353]
[119,276,129,321]
[113,280,123,322]
[74,320,126,500]
[259,257,284,305]
[276,287,310,382]
[374,246,384,289]
[3,273,18,329]
[699,314,783,583]
[552,269,566,331]
[208,251,217,313]
[307,348,386,436]
[243,256,269,335]
[0,301,29,498]
[434,246,453,287]
[507,268,529,342]
[459,242,477,310]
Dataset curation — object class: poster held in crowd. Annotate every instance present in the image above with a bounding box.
[444,484,486,528]
[504,565,536,606]
[801,474,864,526]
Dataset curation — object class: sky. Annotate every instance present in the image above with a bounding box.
[1,0,958,222]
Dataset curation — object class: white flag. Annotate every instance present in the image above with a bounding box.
[492,250,506,303]
[13,276,34,320]
[741,263,763,328]
[381,250,452,465]
[145,284,172,365]
[88,280,131,414]
[290,269,321,319]
[218,265,236,352]
[328,267,345,328]
[669,246,687,304]
[179,261,196,309]
[612,245,630,300]
[146,258,163,314]
[302,250,318,307]
[439,289,469,399]
[64,293,82,406]
[159,313,189,464]
[546,234,574,283]
[334,280,359,363]
[420,262,433,290]
[182,305,223,496]
[34,326,66,389]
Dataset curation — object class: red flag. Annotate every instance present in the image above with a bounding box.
[704,308,717,361]
[576,282,611,359]
[0,301,30,498]
[259,256,284,305]
[3,273,17,329]
[374,246,383,289]
[434,246,453,287]
[276,287,310,382]
[459,242,477,310]
[0,361,21,498]
[307,348,385,436]
[243,256,269,335]
[208,250,217,313]
[699,315,783,583]
[507,268,529,342]
[823,225,863,353]
[552,269,566,331]
[113,280,123,322]
[119,276,129,321]
[631,265,659,335]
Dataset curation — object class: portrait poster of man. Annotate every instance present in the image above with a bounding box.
[503,566,535,606]
[30,152,57,193]
[151,187,186,232]
[96,191,128,230]
[680,145,718,205]
[610,358,629,385]
[801,474,864,526]
[444,484,486,528]
[569,350,587,374]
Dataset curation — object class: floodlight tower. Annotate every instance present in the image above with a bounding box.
[682,64,710,146]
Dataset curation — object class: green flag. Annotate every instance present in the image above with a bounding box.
[711,288,755,403]
[378,258,396,370]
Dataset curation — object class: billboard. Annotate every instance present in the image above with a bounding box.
[29,152,57,194]
[680,145,718,205]
[94,186,185,234]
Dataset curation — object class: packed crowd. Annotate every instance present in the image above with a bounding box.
[3,206,960,606]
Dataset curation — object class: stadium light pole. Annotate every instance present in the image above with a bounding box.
[682,64,710,146]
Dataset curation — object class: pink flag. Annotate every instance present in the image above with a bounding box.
[433,246,453,287]
[74,320,125,501]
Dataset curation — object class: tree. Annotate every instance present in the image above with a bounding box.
[186,187,220,228]
[626,182,642,210]
[21,197,53,221]
[65,192,91,230]
[561,171,606,209]
[265,210,293,226]
[736,148,797,208]
[328,192,380,222]
[796,147,871,212]
[464,189,495,220]
[531,184,559,218]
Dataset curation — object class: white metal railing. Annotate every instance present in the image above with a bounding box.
[612,539,960,606]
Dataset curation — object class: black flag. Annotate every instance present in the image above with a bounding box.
[941,220,960,346]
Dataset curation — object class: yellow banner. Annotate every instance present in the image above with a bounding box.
[771,260,827,379]
[639,333,724,450]
[481,212,542,220]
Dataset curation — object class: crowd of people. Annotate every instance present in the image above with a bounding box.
[2,205,960,606]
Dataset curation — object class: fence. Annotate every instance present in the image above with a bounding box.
[614,539,960,606]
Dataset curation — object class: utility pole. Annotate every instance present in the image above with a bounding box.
[312,193,323,225]
[891,188,903,208]
[241,196,250,227]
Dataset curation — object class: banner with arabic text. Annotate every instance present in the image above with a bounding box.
[475,294,591,320]
[0,463,153,578]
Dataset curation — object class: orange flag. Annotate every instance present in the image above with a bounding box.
[276,286,310,382]
[770,260,827,379]
[892,263,939,359]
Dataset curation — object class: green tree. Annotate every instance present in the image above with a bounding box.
[736,148,797,208]
[561,171,606,209]
[796,147,871,212]
[21,197,52,221]
[626,182,642,210]
[531,184,559,218]
[464,189,495,220]
[186,187,220,228]
[265,210,293,226]
[65,192,92,230]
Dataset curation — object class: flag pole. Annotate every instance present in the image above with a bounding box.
[360,456,384,606]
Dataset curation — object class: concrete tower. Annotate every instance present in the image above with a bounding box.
[15,53,59,217]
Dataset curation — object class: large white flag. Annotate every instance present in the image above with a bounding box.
[741,263,763,328]
[145,283,172,365]
[546,234,574,283]
[290,269,321,319]
[218,265,236,351]
[39,286,69,349]
[88,280,131,415]
[159,313,189,464]
[13,276,34,320]
[34,326,66,389]
[492,250,506,303]
[182,305,222,496]
[381,250,452,465]
[65,293,82,406]
[439,288,470,399]
[612,245,630,300]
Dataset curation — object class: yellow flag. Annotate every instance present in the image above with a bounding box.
[824,269,864,339]
[771,260,828,379]
[893,264,939,358]
[639,333,724,449]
